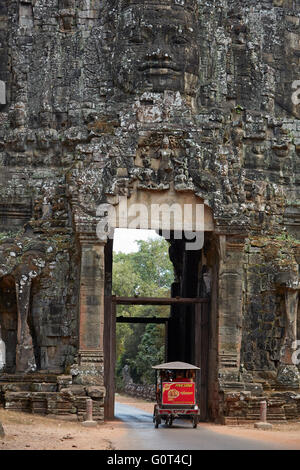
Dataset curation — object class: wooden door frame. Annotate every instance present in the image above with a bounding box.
[104,296,209,420]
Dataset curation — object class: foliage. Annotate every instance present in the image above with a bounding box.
[113,237,174,387]
[136,324,165,384]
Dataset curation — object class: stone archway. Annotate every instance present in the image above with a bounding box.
[103,188,215,417]
[75,188,241,421]
[0,276,18,372]
[75,208,247,421]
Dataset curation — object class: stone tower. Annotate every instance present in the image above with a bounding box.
[0,0,299,423]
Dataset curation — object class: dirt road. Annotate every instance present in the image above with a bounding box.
[114,395,300,450]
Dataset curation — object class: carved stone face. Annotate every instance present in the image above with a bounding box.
[113,6,199,96]
[275,30,300,119]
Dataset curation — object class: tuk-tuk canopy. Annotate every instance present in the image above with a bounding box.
[152,361,200,370]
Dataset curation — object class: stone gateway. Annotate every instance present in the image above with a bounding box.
[0,0,299,424]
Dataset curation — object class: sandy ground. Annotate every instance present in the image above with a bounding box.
[0,408,126,450]
[0,394,300,450]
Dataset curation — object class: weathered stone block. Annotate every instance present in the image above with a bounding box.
[70,364,104,386]
[254,422,273,430]
[276,366,300,389]
[57,375,72,387]
[68,385,87,396]
[85,386,106,399]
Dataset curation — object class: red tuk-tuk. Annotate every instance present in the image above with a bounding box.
[152,361,200,428]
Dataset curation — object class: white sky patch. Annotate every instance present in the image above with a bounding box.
[113,228,162,254]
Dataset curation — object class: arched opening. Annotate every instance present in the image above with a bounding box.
[0,276,18,372]
[113,229,173,399]
[102,190,217,421]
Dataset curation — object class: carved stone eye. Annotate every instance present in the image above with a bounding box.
[128,34,144,45]
[172,36,189,46]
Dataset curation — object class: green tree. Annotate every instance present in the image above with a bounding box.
[136,324,165,384]
[113,237,174,386]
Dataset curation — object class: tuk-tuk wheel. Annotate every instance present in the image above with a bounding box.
[154,416,161,428]
[166,416,173,427]
[193,416,198,429]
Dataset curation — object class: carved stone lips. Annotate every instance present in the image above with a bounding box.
[139,62,181,74]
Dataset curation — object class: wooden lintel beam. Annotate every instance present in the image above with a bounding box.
[116,316,169,324]
[112,296,209,305]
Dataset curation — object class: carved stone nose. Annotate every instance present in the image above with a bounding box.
[145,49,172,62]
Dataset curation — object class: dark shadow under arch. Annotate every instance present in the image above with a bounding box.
[0,276,17,372]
